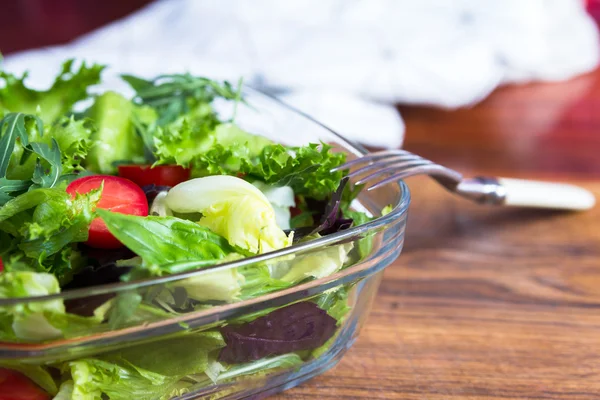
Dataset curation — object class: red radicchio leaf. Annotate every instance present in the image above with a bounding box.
[218,302,337,364]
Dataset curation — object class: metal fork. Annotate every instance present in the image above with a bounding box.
[332,150,595,211]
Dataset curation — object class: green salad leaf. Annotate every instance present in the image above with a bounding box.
[67,358,179,400]
[85,91,146,174]
[0,271,101,341]
[0,59,104,123]
[165,175,291,255]
[97,211,237,273]
[0,187,100,279]
[106,331,225,377]
[122,73,240,126]
[65,331,225,400]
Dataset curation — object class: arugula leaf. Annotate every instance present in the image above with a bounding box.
[0,59,104,123]
[122,73,240,125]
[29,138,62,189]
[97,211,237,274]
[0,113,42,177]
[0,178,30,205]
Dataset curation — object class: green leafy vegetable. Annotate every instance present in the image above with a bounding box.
[65,331,225,400]
[0,59,104,123]
[67,358,179,400]
[278,241,354,284]
[97,210,237,274]
[191,353,303,385]
[192,142,347,201]
[85,91,146,173]
[106,331,225,377]
[122,73,240,126]
[165,175,291,254]
[0,271,100,341]
[0,187,100,279]
[156,121,272,169]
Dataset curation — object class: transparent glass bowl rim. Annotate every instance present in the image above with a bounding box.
[0,88,411,306]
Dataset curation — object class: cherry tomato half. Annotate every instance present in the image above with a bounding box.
[0,368,50,400]
[67,175,149,249]
[117,165,190,187]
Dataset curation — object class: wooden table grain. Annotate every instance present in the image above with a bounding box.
[274,72,600,399]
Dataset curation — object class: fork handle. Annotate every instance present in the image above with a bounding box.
[455,177,595,211]
[498,178,595,211]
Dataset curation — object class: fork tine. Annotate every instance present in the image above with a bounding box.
[348,157,432,178]
[355,159,432,186]
[330,149,414,172]
[366,165,463,191]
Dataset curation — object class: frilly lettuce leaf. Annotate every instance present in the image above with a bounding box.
[165,175,291,254]
[47,116,94,174]
[0,59,104,124]
[67,358,178,400]
[0,187,100,280]
[192,141,346,201]
[65,331,225,400]
[155,121,271,168]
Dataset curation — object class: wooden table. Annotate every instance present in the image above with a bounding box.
[275,72,600,399]
[2,2,600,399]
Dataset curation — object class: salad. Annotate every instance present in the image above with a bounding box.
[0,60,377,400]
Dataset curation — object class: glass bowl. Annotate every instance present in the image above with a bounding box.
[0,88,410,399]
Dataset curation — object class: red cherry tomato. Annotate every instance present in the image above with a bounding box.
[0,257,3,273]
[117,165,190,187]
[67,175,149,249]
[0,368,50,400]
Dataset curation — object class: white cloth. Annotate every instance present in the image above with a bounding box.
[3,0,598,148]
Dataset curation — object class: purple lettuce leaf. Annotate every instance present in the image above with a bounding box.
[289,177,354,241]
[218,301,337,364]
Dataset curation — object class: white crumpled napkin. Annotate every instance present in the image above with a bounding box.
[3,0,598,148]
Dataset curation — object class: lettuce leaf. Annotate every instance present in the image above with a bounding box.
[0,271,101,341]
[85,91,146,174]
[192,142,346,201]
[155,121,271,168]
[106,331,225,377]
[1,112,94,204]
[165,176,291,254]
[1,188,100,279]
[218,302,336,363]
[67,358,178,400]
[65,331,225,400]
[0,59,104,124]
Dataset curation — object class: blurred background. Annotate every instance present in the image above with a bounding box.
[1,0,599,171]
